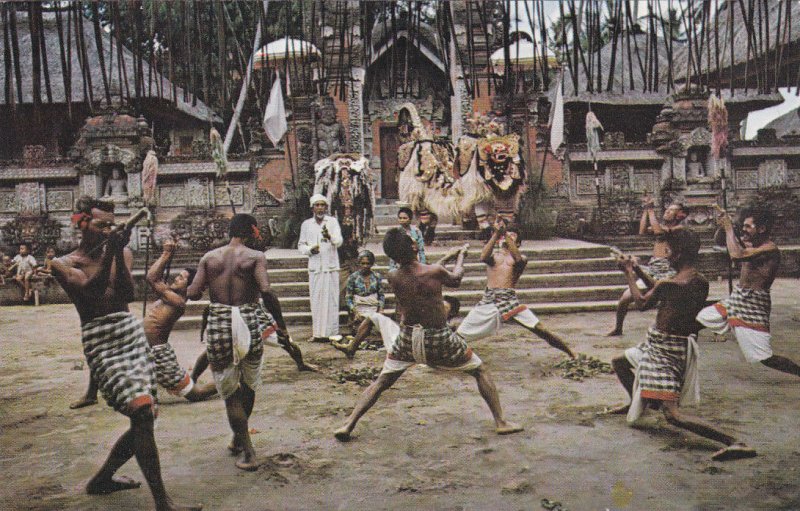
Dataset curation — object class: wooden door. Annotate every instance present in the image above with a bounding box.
[380,126,401,199]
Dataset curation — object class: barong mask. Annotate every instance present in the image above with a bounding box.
[477,134,524,197]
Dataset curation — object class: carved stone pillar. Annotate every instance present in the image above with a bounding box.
[348,67,366,153]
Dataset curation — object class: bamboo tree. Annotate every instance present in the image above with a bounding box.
[28,1,43,112]
[8,5,23,104]
[90,2,111,105]
[35,2,52,104]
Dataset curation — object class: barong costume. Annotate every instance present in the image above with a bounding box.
[625,327,700,423]
[696,285,773,363]
[151,343,194,397]
[382,324,482,374]
[457,288,539,341]
[345,270,385,318]
[81,311,157,415]
[204,302,278,399]
[298,203,343,339]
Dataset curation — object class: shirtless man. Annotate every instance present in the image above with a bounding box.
[457,218,575,359]
[334,228,522,441]
[333,247,467,359]
[187,214,315,471]
[332,295,462,359]
[610,229,755,461]
[697,207,800,376]
[144,238,216,401]
[50,196,200,511]
[608,199,686,336]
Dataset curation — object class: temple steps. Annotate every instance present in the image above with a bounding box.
[171,238,627,330]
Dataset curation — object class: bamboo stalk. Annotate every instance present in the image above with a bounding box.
[35,3,52,104]
[8,5,22,104]
[90,2,111,105]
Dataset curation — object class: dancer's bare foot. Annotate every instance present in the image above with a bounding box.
[604,404,630,415]
[227,436,243,455]
[298,362,320,372]
[69,396,98,409]
[495,422,523,435]
[333,426,352,442]
[156,498,203,511]
[606,329,623,337]
[86,475,141,495]
[235,451,260,471]
[711,443,757,461]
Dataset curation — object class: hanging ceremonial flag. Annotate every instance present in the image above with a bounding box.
[263,70,288,147]
[550,78,564,154]
[708,94,729,159]
[142,150,158,205]
[210,127,228,179]
[585,111,604,162]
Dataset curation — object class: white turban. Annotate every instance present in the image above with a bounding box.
[310,194,329,207]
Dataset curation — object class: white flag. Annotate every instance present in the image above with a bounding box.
[263,70,288,146]
[550,76,564,154]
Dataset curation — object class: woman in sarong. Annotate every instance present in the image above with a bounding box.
[388,207,426,270]
[344,250,385,333]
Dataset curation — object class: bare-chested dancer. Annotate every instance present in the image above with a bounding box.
[457,218,575,358]
[144,238,216,401]
[608,199,686,336]
[610,229,755,461]
[187,214,316,471]
[697,207,800,376]
[332,246,467,359]
[50,196,200,511]
[334,228,522,441]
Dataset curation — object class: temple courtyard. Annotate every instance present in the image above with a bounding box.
[1,279,798,511]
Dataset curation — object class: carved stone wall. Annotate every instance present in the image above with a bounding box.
[759,159,787,188]
[16,183,43,216]
[348,68,366,153]
[45,190,74,212]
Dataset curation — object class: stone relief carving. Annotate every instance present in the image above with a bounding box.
[83,144,138,175]
[159,186,186,207]
[214,184,244,207]
[608,164,631,191]
[576,174,598,195]
[0,191,18,212]
[23,145,46,167]
[46,190,74,212]
[736,170,759,190]
[16,182,43,216]
[758,159,787,188]
[185,178,210,208]
[633,173,655,193]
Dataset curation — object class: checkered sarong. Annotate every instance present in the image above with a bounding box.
[151,343,191,395]
[205,302,277,370]
[81,312,156,415]
[388,324,473,368]
[478,288,529,321]
[636,328,690,401]
[642,257,677,282]
[715,285,771,332]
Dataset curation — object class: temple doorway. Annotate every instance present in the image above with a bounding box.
[379,126,401,199]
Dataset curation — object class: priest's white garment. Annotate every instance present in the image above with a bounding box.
[298,215,343,337]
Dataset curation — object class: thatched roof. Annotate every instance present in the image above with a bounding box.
[764,107,800,137]
[670,1,800,86]
[1,10,221,123]
[562,33,678,104]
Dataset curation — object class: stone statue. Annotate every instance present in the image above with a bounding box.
[315,99,347,159]
[103,167,128,201]
[686,150,706,178]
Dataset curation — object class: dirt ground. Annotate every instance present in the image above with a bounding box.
[1,279,798,511]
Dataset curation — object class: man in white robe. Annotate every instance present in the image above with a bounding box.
[298,194,343,341]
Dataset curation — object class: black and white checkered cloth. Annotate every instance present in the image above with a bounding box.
[478,288,529,320]
[389,324,473,368]
[151,343,189,392]
[204,302,276,369]
[636,327,691,401]
[642,257,677,282]
[81,312,156,414]
[716,285,771,331]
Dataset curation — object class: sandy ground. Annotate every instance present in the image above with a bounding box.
[1,279,799,511]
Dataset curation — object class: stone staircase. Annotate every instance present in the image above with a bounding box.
[173,238,627,330]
